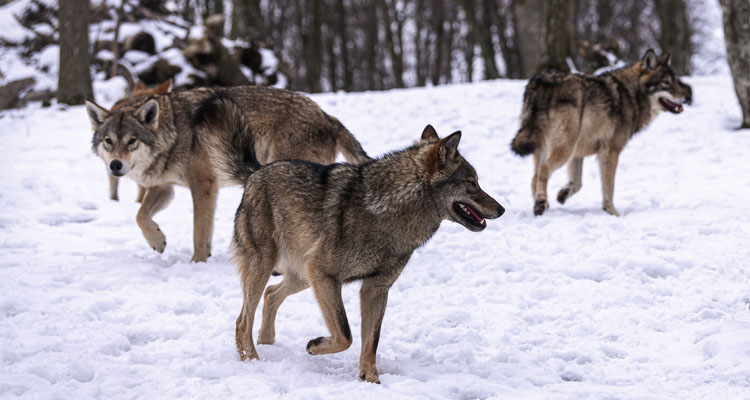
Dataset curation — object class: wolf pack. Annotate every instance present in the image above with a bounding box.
[84,49,691,383]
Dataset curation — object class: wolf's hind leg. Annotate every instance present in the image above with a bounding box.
[557,157,583,204]
[306,269,352,355]
[136,184,174,253]
[235,247,277,361]
[258,272,309,345]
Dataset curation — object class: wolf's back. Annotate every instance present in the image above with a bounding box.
[192,93,261,184]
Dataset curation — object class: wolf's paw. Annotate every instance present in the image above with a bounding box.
[237,347,260,361]
[603,204,620,216]
[359,370,381,384]
[190,252,209,263]
[145,228,167,253]
[257,329,275,345]
[533,200,548,216]
[306,336,327,355]
[557,188,571,204]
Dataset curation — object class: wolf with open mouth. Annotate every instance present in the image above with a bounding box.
[232,125,504,383]
[510,49,692,217]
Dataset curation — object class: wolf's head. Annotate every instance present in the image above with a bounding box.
[85,81,171,177]
[638,49,692,114]
[86,97,162,177]
[420,125,505,231]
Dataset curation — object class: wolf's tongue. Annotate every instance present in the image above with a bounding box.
[465,204,487,227]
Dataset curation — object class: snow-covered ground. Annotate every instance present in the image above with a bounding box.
[1,76,749,399]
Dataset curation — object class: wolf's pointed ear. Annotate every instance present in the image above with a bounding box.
[136,99,160,130]
[660,53,672,66]
[421,124,439,141]
[85,99,109,130]
[155,79,172,94]
[642,49,658,70]
[438,131,462,164]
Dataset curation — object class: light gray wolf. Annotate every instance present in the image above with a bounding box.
[510,49,692,216]
[232,125,504,383]
[107,80,172,203]
[85,86,370,262]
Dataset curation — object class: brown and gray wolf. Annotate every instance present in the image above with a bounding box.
[232,125,504,383]
[511,49,692,216]
[107,80,172,203]
[85,86,370,262]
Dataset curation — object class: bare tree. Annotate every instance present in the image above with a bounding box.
[231,0,264,40]
[379,0,405,88]
[460,0,500,79]
[512,0,544,77]
[654,0,692,75]
[719,0,750,129]
[58,0,92,105]
[541,0,575,72]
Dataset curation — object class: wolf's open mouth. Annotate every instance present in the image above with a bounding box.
[454,202,487,229]
[659,97,683,114]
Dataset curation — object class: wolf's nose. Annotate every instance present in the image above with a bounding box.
[110,160,123,172]
[497,204,505,217]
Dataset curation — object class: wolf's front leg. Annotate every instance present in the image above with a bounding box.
[598,149,620,216]
[189,174,218,262]
[358,279,391,384]
[109,174,119,201]
[136,185,174,253]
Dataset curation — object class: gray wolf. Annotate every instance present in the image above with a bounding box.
[232,125,504,383]
[107,80,172,203]
[85,86,370,262]
[510,49,692,216]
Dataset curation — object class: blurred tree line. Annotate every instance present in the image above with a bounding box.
[50,0,750,126]
[210,0,694,93]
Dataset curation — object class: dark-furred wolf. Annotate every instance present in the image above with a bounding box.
[85,86,370,262]
[232,125,504,383]
[511,49,692,216]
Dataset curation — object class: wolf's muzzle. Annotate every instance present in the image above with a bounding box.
[109,160,125,176]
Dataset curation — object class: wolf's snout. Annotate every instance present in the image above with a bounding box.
[110,160,124,175]
[497,204,505,217]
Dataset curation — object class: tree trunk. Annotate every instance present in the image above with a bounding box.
[414,0,428,86]
[338,0,353,91]
[720,0,750,129]
[512,0,544,77]
[489,0,519,78]
[58,0,92,105]
[378,0,405,88]
[460,0,500,80]
[654,0,692,75]
[541,0,575,72]
[365,0,379,90]
[431,0,445,85]
[231,0,263,40]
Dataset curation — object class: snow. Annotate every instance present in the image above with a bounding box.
[1,75,749,399]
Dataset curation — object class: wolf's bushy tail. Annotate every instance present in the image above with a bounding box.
[510,85,541,157]
[327,114,371,164]
[192,93,261,184]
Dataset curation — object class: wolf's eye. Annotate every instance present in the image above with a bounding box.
[467,180,478,188]
[104,138,113,145]
[127,138,137,145]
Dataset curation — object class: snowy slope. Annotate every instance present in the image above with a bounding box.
[1,76,749,399]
